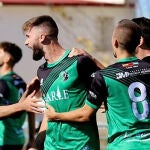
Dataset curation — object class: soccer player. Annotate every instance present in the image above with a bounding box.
[0,42,41,150]
[22,15,102,150]
[132,17,150,63]
[45,19,150,150]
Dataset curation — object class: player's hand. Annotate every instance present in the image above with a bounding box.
[19,91,45,114]
[68,48,88,57]
[45,104,57,121]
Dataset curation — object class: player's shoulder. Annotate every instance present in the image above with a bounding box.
[77,55,95,65]
[142,56,150,64]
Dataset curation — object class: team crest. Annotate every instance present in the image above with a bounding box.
[59,71,69,81]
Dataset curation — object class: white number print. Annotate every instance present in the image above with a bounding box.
[128,82,149,120]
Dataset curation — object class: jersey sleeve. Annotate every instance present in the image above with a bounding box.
[0,79,11,105]
[86,71,108,109]
[77,56,100,89]
[0,79,9,98]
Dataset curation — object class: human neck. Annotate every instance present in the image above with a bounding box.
[0,65,13,76]
[116,49,135,60]
[136,46,150,60]
[44,42,66,63]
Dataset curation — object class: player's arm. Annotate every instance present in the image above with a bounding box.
[26,112,36,149]
[0,77,44,119]
[0,103,25,118]
[0,79,24,118]
[46,103,96,122]
[69,48,105,69]
[29,114,47,150]
[0,90,44,119]
[46,70,107,123]
[26,82,43,149]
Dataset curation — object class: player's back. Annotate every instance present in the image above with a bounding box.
[101,57,150,150]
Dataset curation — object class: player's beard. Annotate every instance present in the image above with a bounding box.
[0,60,4,67]
[33,48,44,61]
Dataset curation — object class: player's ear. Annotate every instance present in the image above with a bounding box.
[139,36,144,47]
[40,34,51,44]
[114,39,119,48]
[40,34,46,43]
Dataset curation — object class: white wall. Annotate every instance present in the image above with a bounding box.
[0,5,134,83]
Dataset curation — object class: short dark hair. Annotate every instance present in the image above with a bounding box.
[0,41,22,64]
[114,19,141,54]
[22,15,58,40]
[132,17,150,47]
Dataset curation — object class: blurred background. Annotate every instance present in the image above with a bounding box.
[0,0,149,149]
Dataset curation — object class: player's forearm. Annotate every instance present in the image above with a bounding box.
[48,105,96,122]
[0,102,24,118]
[54,112,90,122]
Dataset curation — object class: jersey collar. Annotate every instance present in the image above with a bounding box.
[47,49,71,68]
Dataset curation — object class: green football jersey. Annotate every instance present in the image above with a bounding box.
[0,72,26,145]
[87,57,150,150]
[37,50,100,150]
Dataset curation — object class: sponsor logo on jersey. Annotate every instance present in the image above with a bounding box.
[43,86,69,102]
[116,68,150,79]
[122,62,139,68]
[116,72,130,79]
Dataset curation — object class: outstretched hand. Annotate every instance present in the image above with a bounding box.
[19,90,45,114]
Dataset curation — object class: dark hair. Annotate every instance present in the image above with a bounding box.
[132,17,150,47]
[22,15,58,40]
[0,41,22,64]
[114,19,141,54]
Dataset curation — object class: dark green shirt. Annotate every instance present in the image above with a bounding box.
[87,57,150,150]
[0,72,26,145]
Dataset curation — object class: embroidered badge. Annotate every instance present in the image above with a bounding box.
[59,71,69,81]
